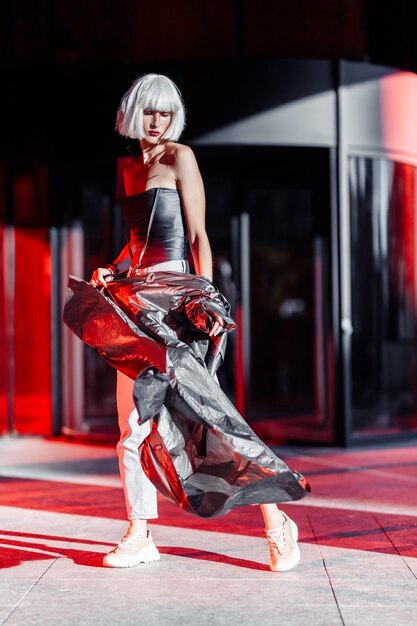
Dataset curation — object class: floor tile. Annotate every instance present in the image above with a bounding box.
[4,578,338,626]
[332,579,417,606]
[0,606,14,626]
[0,580,38,606]
[341,605,417,626]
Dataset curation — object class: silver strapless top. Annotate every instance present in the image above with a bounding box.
[123,187,189,267]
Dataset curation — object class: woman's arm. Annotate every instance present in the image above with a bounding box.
[174,145,213,282]
[174,145,224,336]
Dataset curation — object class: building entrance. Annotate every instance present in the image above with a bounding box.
[198,146,336,443]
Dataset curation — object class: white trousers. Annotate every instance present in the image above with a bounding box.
[116,259,189,520]
[116,370,158,519]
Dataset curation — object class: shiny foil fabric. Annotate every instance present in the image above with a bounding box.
[63,272,310,517]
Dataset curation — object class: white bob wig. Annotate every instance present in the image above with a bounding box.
[115,73,186,142]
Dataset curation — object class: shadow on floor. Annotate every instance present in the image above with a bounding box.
[0,530,270,572]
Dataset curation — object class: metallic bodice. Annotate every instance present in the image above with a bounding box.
[123,187,189,267]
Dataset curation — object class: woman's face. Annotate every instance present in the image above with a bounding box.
[143,109,172,143]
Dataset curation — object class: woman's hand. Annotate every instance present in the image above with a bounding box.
[209,312,225,337]
[89,267,115,288]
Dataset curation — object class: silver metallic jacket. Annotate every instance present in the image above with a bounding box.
[63,271,310,518]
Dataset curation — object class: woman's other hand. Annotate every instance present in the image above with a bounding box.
[209,312,225,337]
[89,267,115,288]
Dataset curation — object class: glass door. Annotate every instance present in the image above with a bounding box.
[198,146,336,444]
[60,160,123,438]
[349,157,417,438]
[240,148,334,442]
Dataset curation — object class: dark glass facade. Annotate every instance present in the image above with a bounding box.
[2,145,417,445]
[3,146,417,444]
[196,146,335,442]
[58,149,417,443]
[1,47,417,445]
[60,165,124,437]
[349,157,417,437]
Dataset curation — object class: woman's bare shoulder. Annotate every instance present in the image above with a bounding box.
[168,143,198,172]
[166,142,194,158]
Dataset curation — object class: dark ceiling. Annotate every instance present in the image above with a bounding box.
[2,0,417,191]
[3,0,417,71]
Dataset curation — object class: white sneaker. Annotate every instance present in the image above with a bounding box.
[103,530,161,568]
[265,512,300,572]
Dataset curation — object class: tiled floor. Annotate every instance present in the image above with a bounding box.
[0,436,417,625]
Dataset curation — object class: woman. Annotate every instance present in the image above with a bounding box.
[88,73,304,572]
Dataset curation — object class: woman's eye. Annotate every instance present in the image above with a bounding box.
[143,110,170,117]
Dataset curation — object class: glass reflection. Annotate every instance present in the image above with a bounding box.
[240,148,333,442]
[349,157,417,434]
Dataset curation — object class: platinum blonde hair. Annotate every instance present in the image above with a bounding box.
[115,73,186,141]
